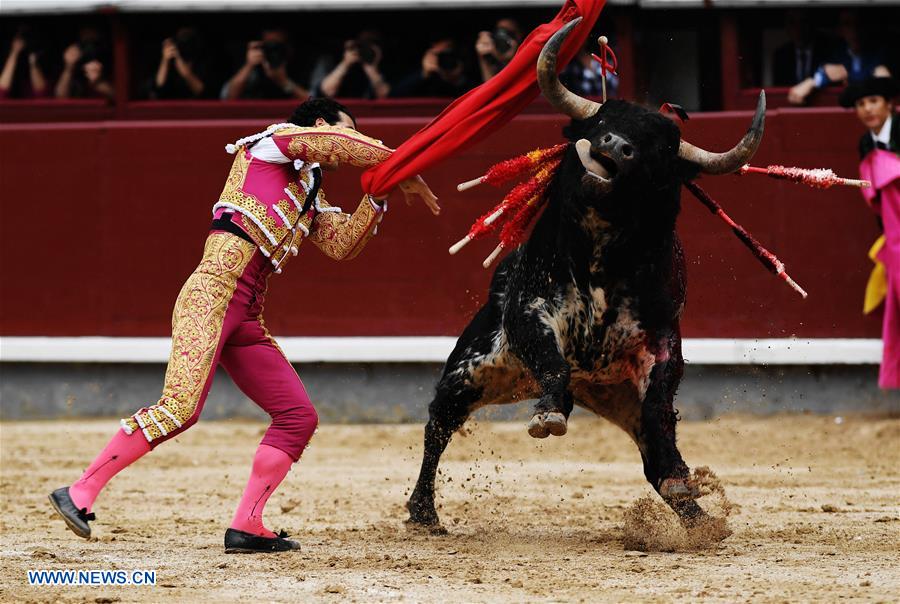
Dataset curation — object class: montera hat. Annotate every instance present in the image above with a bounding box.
[839,76,899,108]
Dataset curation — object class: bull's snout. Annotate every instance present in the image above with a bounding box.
[597,133,634,161]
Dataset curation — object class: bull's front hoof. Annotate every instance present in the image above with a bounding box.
[527,414,550,439]
[659,477,700,501]
[404,517,449,535]
[544,412,568,436]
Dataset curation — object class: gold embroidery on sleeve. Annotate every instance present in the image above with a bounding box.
[285,128,392,168]
[309,193,381,261]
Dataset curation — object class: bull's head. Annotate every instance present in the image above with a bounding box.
[538,18,765,204]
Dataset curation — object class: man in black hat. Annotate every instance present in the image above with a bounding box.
[840,76,900,390]
[839,76,899,158]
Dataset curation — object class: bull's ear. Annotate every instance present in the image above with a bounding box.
[562,118,589,141]
[563,107,607,140]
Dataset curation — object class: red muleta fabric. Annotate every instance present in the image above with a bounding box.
[361,0,606,197]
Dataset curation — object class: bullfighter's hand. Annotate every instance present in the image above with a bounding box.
[399,175,440,215]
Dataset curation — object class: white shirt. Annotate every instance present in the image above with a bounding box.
[871,115,893,149]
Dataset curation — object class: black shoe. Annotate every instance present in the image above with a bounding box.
[224,528,301,553]
[49,487,95,539]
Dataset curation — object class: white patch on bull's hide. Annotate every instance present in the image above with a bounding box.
[451,326,537,408]
[590,286,607,314]
[448,326,511,385]
[567,295,657,400]
[526,287,590,348]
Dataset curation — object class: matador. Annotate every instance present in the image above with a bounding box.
[49,98,439,553]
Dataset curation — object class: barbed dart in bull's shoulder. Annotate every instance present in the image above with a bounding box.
[686,159,874,299]
[738,164,871,189]
[684,180,808,299]
[451,144,566,260]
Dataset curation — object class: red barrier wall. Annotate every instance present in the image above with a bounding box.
[0,107,883,339]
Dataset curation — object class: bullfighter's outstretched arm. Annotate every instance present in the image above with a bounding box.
[271,125,393,168]
[273,126,440,214]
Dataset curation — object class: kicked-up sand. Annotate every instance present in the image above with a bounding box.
[0,414,898,602]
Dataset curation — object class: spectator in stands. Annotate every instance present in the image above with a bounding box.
[0,26,49,99]
[56,26,114,101]
[772,9,829,87]
[310,30,390,99]
[221,29,308,100]
[560,39,618,99]
[392,38,471,98]
[788,9,891,105]
[149,27,207,99]
[475,18,523,83]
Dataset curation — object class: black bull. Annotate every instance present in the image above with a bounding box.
[407,19,765,530]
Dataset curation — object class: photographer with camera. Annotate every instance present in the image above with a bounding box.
[475,18,522,83]
[312,30,390,99]
[222,29,308,100]
[150,27,207,99]
[0,26,49,99]
[392,38,471,98]
[55,26,114,101]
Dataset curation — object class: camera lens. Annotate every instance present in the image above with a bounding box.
[357,42,376,65]
[263,41,286,68]
[437,50,460,72]
[492,29,514,55]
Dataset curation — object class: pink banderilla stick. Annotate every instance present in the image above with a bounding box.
[685,180,807,299]
[739,164,870,189]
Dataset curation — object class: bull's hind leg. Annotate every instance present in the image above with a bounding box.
[636,359,705,523]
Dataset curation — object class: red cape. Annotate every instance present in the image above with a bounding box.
[362,0,606,196]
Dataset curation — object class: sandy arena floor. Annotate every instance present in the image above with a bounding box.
[1,415,898,603]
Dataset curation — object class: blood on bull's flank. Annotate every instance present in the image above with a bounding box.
[407,18,766,531]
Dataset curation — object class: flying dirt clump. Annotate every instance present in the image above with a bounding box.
[622,466,733,552]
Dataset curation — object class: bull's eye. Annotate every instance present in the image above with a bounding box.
[622,144,633,157]
[603,134,612,143]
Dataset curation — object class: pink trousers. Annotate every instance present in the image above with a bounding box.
[121,231,318,461]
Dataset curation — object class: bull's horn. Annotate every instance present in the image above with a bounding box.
[678,90,766,175]
[538,17,602,121]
